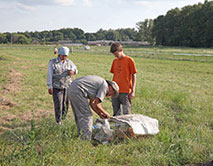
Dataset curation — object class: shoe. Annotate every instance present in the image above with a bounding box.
[57,122,61,125]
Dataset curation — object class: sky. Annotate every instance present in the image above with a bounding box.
[0,0,206,33]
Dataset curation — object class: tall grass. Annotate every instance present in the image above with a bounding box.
[0,45,213,166]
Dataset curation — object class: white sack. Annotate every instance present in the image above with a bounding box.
[109,114,159,135]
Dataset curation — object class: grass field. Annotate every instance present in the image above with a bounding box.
[0,45,213,166]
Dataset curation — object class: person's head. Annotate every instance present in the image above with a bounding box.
[58,47,69,61]
[110,43,124,59]
[106,80,119,98]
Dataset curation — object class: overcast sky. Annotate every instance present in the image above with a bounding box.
[0,0,205,33]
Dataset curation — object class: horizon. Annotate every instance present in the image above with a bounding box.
[0,0,205,34]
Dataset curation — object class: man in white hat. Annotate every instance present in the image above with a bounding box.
[68,75,119,140]
[47,46,78,125]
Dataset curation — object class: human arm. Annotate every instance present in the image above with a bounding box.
[68,70,75,76]
[48,88,53,95]
[89,98,110,119]
[47,60,53,95]
[68,61,78,76]
[129,73,136,99]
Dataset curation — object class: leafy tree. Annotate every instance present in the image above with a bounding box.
[23,31,32,39]
[4,33,12,43]
[40,31,49,44]
[136,19,154,44]
[67,31,77,41]
[72,28,85,40]
[117,28,137,41]
[52,31,64,41]
[152,0,213,47]
[32,31,41,40]
[95,29,107,40]
[85,33,96,41]
[0,33,7,43]
[106,29,119,41]
[16,34,31,44]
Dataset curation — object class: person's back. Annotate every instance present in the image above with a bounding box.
[68,75,119,140]
[110,43,137,116]
[70,75,108,101]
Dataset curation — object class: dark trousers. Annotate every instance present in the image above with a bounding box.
[53,88,69,123]
[112,93,131,116]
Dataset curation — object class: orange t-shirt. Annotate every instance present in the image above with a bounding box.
[110,56,137,93]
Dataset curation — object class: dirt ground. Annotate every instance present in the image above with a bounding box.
[0,68,53,134]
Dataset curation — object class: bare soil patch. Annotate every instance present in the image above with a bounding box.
[0,97,15,110]
[0,109,53,134]
[0,69,23,109]
[1,69,23,95]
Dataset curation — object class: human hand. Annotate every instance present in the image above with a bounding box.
[129,91,135,100]
[48,88,53,95]
[68,70,75,76]
[99,111,110,119]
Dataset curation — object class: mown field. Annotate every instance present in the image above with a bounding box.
[0,45,213,166]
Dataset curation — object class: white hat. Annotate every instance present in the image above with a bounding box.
[58,47,69,56]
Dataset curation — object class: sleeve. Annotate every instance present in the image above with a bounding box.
[47,60,53,89]
[69,60,78,74]
[96,82,108,102]
[110,60,115,73]
[129,58,137,74]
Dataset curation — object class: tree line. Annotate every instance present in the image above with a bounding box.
[152,0,213,47]
[0,0,212,47]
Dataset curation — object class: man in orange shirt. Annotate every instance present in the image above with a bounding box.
[110,43,137,116]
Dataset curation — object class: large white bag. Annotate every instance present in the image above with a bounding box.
[109,114,159,136]
[92,114,159,143]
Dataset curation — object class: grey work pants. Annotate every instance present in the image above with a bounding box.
[68,88,93,140]
[53,88,69,123]
[112,93,131,116]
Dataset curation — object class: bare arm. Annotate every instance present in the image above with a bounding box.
[129,73,136,99]
[89,98,110,119]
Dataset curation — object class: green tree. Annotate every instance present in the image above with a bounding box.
[117,28,137,41]
[40,31,49,44]
[0,33,7,44]
[53,31,64,41]
[85,33,96,41]
[106,29,119,41]
[152,15,166,45]
[95,29,107,40]
[72,28,85,40]
[16,34,31,44]
[152,0,213,47]
[136,19,154,44]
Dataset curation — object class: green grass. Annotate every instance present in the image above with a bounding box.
[0,44,213,166]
